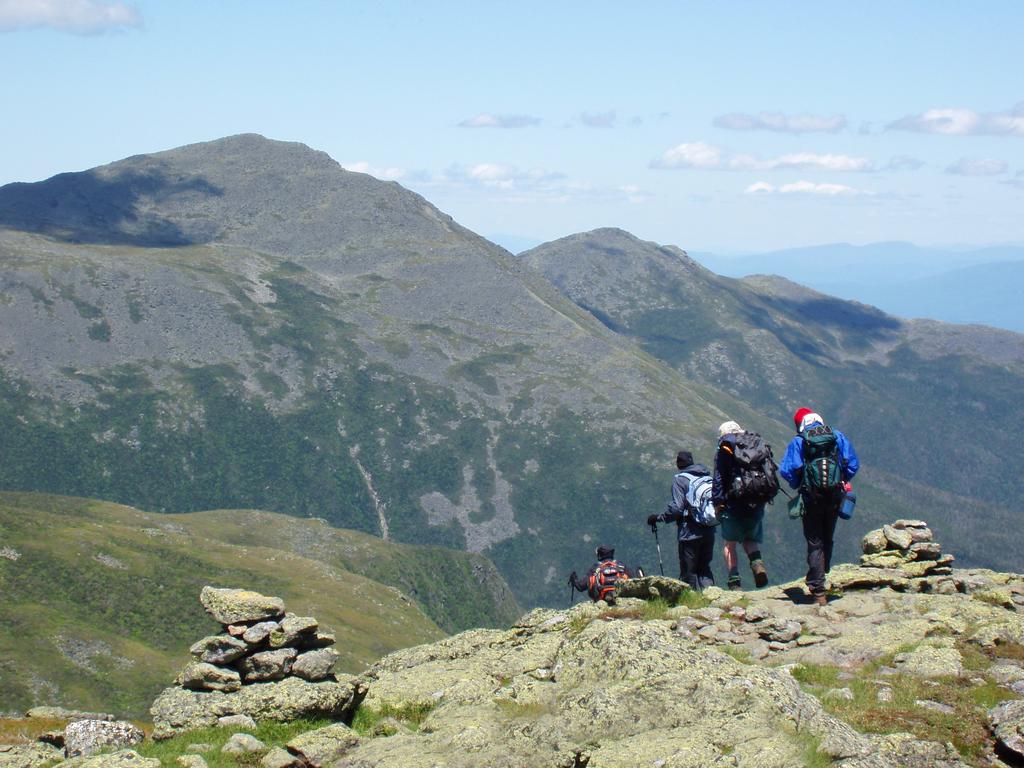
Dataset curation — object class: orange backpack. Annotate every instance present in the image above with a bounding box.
[587,559,631,601]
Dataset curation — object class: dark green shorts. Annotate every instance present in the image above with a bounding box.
[720,507,764,543]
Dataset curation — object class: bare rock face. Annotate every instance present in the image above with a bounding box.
[0,743,64,768]
[199,587,285,625]
[284,724,361,767]
[64,720,145,758]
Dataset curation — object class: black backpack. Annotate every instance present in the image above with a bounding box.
[801,425,844,499]
[723,431,780,508]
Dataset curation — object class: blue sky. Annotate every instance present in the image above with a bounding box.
[1,1,1023,251]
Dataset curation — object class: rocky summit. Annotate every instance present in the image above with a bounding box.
[150,588,365,739]
[8,522,1024,767]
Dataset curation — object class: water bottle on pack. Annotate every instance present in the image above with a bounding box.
[839,481,856,520]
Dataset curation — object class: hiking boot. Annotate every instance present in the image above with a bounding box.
[750,559,769,588]
[813,593,828,607]
[727,575,742,591]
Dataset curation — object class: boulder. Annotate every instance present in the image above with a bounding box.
[615,575,690,604]
[242,621,280,646]
[175,757,207,768]
[990,699,1024,763]
[61,750,160,768]
[861,552,912,569]
[291,648,339,682]
[151,676,366,738]
[0,743,63,768]
[238,648,298,683]
[909,542,942,561]
[285,723,361,767]
[221,734,265,754]
[268,616,318,649]
[189,634,248,665]
[758,620,801,644]
[882,525,914,551]
[216,715,257,730]
[177,662,242,693]
[261,747,301,768]
[200,587,284,625]
[64,720,145,758]
[861,528,888,555]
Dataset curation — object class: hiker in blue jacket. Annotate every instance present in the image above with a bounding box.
[780,408,860,605]
[646,450,715,590]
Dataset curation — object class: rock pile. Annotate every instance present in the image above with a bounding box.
[150,588,365,738]
[859,519,954,578]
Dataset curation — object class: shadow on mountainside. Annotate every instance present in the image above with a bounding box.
[0,165,224,247]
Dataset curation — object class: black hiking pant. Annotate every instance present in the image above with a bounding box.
[802,495,841,595]
[678,536,715,590]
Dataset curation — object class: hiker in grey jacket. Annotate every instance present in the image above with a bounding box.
[647,450,715,590]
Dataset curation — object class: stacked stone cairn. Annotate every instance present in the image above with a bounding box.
[179,587,340,692]
[150,588,365,739]
[859,519,954,578]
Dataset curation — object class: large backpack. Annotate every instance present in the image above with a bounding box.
[682,473,719,527]
[723,431,780,508]
[801,425,844,499]
[587,559,631,602]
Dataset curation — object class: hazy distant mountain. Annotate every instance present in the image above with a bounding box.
[522,228,1024,574]
[694,242,1024,332]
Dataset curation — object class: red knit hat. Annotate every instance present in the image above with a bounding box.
[793,407,813,430]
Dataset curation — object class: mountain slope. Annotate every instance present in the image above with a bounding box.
[521,228,1024,573]
[0,136,773,607]
[0,491,480,716]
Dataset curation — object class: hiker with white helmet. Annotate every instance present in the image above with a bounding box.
[712,420,780,590]
[780,408,860,606]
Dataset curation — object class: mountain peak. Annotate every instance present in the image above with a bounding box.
[0,134,454,253]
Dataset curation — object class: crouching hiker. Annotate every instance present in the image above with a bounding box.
[646,450,716,590]
[568,546,642,605]
[713,420,780,590]
[780,408,859,606]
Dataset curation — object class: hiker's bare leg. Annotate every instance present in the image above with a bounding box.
[723,540,739,571]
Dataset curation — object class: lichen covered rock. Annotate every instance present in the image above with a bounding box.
[64,720,145,758]
[199,587,284,625]
[151,676,365,739]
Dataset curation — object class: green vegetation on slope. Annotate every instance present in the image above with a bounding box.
[0,492,455,716]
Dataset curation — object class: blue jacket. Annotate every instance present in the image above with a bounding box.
[779,421,859,490]
[658,463,715,541]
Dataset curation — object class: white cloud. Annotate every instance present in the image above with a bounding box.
[945,157,1008,176]
[458,113,541,129]
[744,180,863,196]
[651,142,723,169]
[888,104,1024,136]
[652,142,872,172]
[342,162,406,181]
[714,111,847,134]
[0,0,140,34]
[579,110,616,128]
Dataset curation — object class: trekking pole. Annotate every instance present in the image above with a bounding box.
[569,582,576,607]
[650,521,665,576]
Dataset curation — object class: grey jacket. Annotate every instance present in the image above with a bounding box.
[658,463,715,541]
